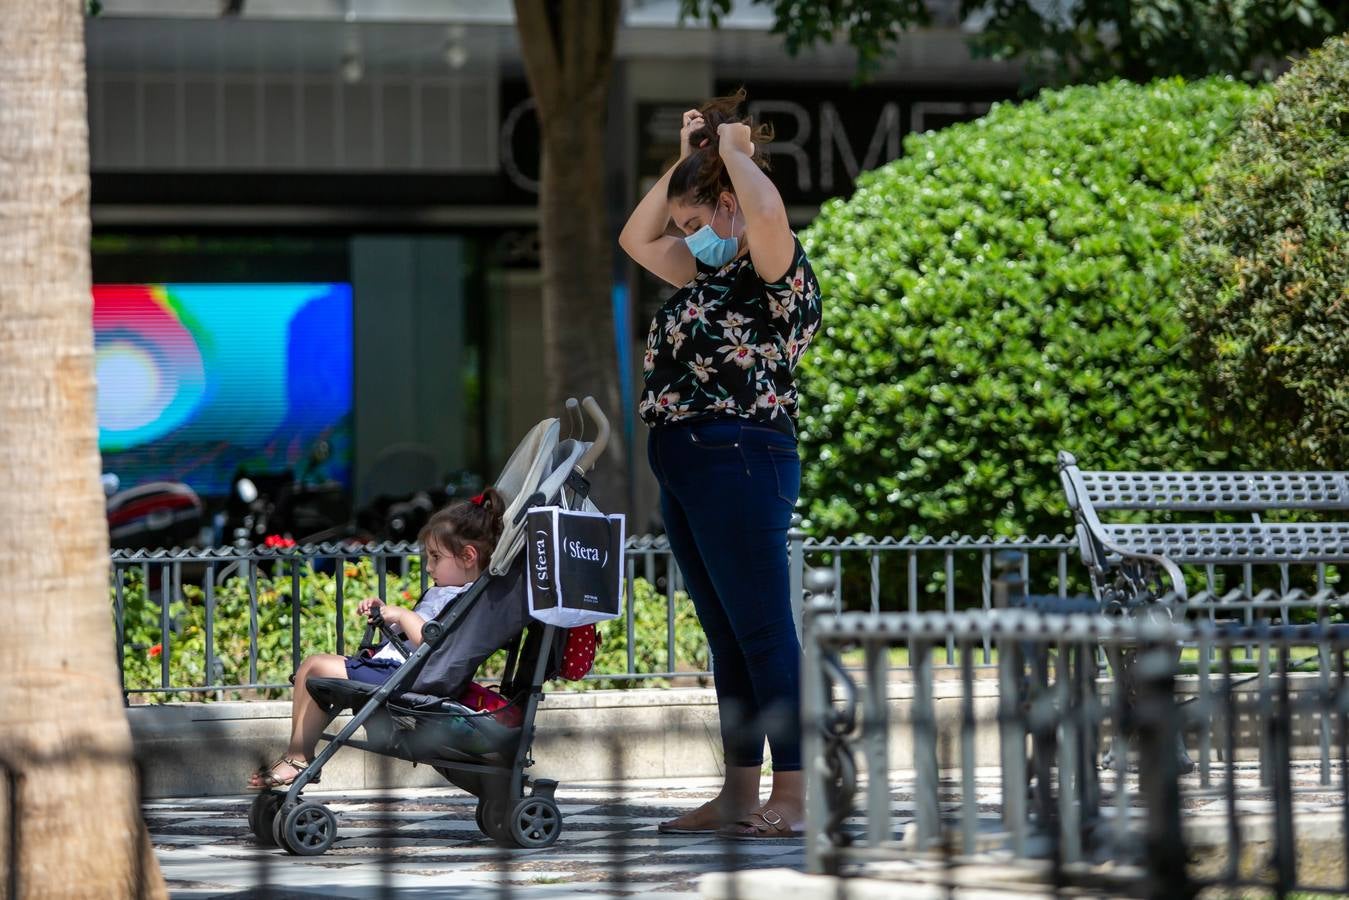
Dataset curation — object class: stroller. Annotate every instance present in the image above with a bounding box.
[248,398,613,855]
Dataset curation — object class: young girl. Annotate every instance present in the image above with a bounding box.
[247,488,505,790]
[619,88,822,839]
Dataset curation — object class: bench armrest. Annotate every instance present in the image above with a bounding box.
[1058,450,1188,602]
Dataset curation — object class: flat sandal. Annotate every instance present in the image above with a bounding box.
[247,756,318,791]
[715,808,803,840]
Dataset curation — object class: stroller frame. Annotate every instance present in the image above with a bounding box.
[248,398,611,855]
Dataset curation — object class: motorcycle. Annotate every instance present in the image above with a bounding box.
[222,441,354,549]
[104,473,207,551]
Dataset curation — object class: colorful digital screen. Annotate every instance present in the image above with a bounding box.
[94,283,353,496]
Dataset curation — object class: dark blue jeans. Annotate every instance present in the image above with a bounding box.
[647,418,802,771]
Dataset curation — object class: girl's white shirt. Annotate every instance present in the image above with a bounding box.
[370,582,472,662]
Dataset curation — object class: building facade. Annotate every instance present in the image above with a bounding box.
[87,0,1021,530]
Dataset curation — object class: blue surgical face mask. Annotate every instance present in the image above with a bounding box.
[684,204,740,268]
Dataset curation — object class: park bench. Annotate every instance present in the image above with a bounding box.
[1056,451,1349,614]
[1051,453,1349,774]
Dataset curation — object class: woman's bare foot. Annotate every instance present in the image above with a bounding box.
[717,772,804,839]
[657,796,760,833]
[658,765,761,834]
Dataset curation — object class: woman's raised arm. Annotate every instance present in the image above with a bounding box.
[619,109,703,288]
[717,122,794,283]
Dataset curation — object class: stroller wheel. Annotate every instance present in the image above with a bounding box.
[476,798,511,843]
[508,797,562,849]
[274,800,337,856]
[248,791,283,846]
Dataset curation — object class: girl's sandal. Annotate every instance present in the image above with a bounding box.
[715,808,804,840]
[247,756,318,791]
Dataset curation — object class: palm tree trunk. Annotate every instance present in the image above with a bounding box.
[514,0,629,512]
[0,2,166,896]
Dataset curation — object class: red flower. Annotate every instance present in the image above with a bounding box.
[148,644,162,659]
[263,535,296,549]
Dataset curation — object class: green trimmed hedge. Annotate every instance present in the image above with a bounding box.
[1179,34,1349,468]
[798,78,1260,542]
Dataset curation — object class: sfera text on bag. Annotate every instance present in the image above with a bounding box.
[525,505,625,628]
[565,539,603,562]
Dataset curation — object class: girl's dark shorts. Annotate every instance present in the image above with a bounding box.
[344,655,402,686]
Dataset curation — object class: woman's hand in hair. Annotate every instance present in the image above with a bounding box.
[680,109,708,160]
[716,122,754,160]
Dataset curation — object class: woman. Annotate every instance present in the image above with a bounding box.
[619,89,822,839]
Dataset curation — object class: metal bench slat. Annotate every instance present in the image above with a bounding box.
[1099,522,1349,565]
[1077,470,1349,512]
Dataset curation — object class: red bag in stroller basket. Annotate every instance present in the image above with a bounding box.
[559,625,598,680]
[459,682,522,727]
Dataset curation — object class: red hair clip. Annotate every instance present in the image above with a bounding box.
[470,492,485,506]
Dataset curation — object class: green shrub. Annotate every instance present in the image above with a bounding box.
[1178,34,1349,468]
[798,78,1260,543]
[116,561,707,702]
[583,578,708,690]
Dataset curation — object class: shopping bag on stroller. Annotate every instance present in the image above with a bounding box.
[525,505,625,627]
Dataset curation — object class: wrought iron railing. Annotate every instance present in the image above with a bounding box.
[111,529,1079,699]
[802,580,1349,897]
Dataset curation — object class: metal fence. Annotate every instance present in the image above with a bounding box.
[110,528,1078,699]
[803,584,1349,898]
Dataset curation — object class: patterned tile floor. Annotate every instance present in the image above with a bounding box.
[148,776,805,899]
[146,762,1348,899]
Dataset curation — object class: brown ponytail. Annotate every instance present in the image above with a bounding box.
[418,487,506,565]
[667,87,774,207]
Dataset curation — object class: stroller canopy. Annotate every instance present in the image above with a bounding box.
[486,417,590,576]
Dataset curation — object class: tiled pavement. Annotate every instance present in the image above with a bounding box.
[146,762,1348,899]
[148,776,806,899]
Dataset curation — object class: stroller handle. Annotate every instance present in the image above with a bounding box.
[573,396,610,475]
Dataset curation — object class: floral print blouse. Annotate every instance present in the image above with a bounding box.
[640,237,822,437]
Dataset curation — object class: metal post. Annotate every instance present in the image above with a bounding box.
[1056,641,1081,864]
[665,554,678,676]
[912,638,941,849]
[1029,639,1056,836]
[290,555,302,675]
[1197,629,1212,788]
[1271,641,1297,894]
[944,551,956,660]
[1136,645,1190,900]
[802,569,836,875]
[114,566,126,698]
[204,564,216,694]
[159,563,171,690]
[1318,608,1333,786]
[335,556,346,656]
[247,559,259,687]
[959,643,978,855]
[1221,645,1241,884]
[864,637,891,848]
[789,519,806,645]
[1076,639,1102,847]
[998,634,1027,856]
